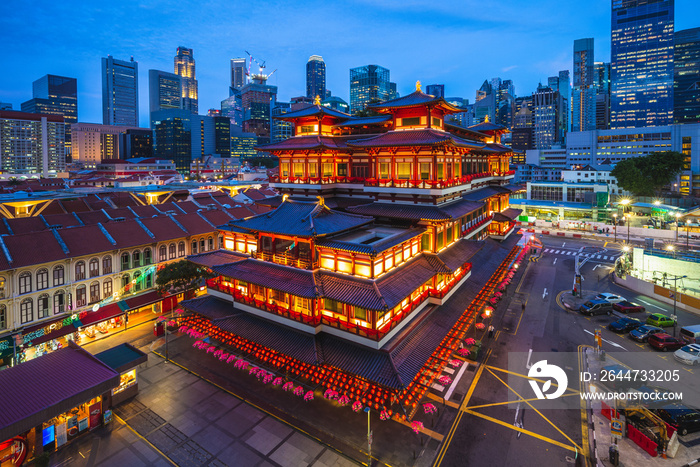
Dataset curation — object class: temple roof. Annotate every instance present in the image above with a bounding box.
[225,199,373,238]
[332,115,392,127]
[315,227,426,255]
[187,250,248,269]
[368,89,464,114]
[444,122,490,141]
[346,199,484,221]
[256,135,352,152]
[485,143,512,153]
[468,120,508,133]
[212,260,319,298]
[462,185,511,202]
[346,129,485,149]
[493,208,523,222]
[273,104,350,121]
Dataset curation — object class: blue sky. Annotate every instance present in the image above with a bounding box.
[1,0,699,128]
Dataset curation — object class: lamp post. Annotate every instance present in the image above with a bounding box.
[626,214,631,244]
[364,407,372,467]
[667,274,687,337]
[613,213,618,242]
[675,213,681,242]
[654,200,661,227]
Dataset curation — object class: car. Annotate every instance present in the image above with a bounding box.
[608,317,642,333]
[648,332,685,352]
[646,313,676,327]
[613,300,645,313]
[579,299,613,316]
[630,325,664,342]
[674,344,700,366]
[655,403,700,436]
[594,293,626,304]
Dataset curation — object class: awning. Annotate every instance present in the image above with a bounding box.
[94,343,148,373]
[124,291,167,310]
[21,315,84,347]
[80,302,128,327]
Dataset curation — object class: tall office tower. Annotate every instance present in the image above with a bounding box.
[389,82,399,100]
[321,96,350,113]
[493,79,515,129]
[306,55,326,100]
[151,109,195,173]
[119,128,153,159]
[148,70,183,126]
[349,65,391,114]
[572,38,597,132]
[271,102,293,143]
[474,80,495,124]
[174,46,198,114]
[512,97,534,151]
[101,56,139,127]
[0,111,66,175]
[594,62,611,129]
[231,58,247,91]
[240,74,278,145]
[193,115,231,159]
[426,84,445,98]
[230,125,258,158]
[21,75,77,154]
[221,93,243,127]
[674,28,700,124]
[532,84,567,150]
[547,71,570,133]
[611,0,674,128]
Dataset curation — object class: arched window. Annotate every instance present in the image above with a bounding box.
[178,242,185,257]
[133,250,141,267]
[19,272,32,294]
[207,236,214,251]
[159,245,167,262]
[120,253,130,271]
[191,240,197,254]
[76,285,87,307]
[38,294,50,319]
[53,291,65,315]
[219,236,223,249]
[0,305,5,330]
[134,271,142,291]
[168,243,176,259]
[102,256,112,274]
[89,281,100,304]
[20,299,33,323]
[103,279,113,299]
[36,268,49,290]
[122,274,130,290]
[145,272,153,289]
[199,239,205,252]
[144,248,152,265]
[53,266,65,286]
[75,261,86,280]
[0,277,5,299]
[89,258,99,277]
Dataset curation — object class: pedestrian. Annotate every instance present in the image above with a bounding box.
[488,325,495,338]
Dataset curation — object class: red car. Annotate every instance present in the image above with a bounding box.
[613,300,645,313]
[648,333,685,352]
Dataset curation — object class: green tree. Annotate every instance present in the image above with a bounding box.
[353,98,383,117]
[611,151,685,197]
[155,260,214,294]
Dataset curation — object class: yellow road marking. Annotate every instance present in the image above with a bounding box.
[578,345,592,463]
[494,330,501,341]
[426,391,459,409]
[511,297,527,335]
[485,368,583,452]
[463,393,580,411]
[462,409,577,453]
[483,365,579,394]
[115,413,178,466]
[515,262,531,294]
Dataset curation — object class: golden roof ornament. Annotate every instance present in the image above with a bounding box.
[416,80,422,92]
[484,114,490,123]
[314,95,321,106]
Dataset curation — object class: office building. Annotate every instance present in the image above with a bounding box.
[321,96,350,114]
[221,93,243,127]
[120,128,153,159]
[572,38,596,132]
[230,125,258,158]
[101,56,139,127]
[272,102,293,143]
[594,62,611,129]
[532,84,567,150]
[674,27,700,124]
[349,65,391,114]
[0,111,66,175]
[306,55,326,100]
[174,47,198,114]
[474,80,495,124]
[0,102,12,110]
[148,70,182,126]
[196,115,231,158]
[21,75,77,154]
[240,79,277,145]
[151,109,195,173]
[493,79,515,129]
[426,84,445,98]
[548,71,570,132]
[71,123,141,167]
[611,0,674,128]
[231,58,247,90]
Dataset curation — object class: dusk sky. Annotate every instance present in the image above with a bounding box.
[2,0,699,128]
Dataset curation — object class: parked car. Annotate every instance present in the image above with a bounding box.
[594,293,626,304]
[613,301,645,313]
[648,333,685,352]
[579,299,613,316]
[674,344,700,366]
[608,317,642,333]
[646,313,676,327]
[630,325,664,342]
[655,403,700,436]
[679,324,700,344]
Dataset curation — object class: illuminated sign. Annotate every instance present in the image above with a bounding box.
[22,312,86,345]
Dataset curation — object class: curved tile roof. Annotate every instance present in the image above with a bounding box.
[331,115,392,127]
[347,129,485,149]
[346,199,484,221]
[273,104,351,120]
[212,260,318,298]
[368,90,464,114]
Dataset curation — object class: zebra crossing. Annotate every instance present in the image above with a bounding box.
[542,249,620,262]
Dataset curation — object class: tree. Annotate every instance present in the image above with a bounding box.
[155,260,214,295]
[611,151,685,197]
[353,98,383,117]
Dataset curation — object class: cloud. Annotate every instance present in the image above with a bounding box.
[502,65,518,72]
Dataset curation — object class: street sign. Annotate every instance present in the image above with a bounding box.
[611,419,623,440]
[671,314,677,321]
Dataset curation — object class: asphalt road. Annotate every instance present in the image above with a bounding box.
[435,234,700,467]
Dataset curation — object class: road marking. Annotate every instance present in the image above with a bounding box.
[444,355,471,400]
[583,329,627,350]
[567,251,572,255]
[562,242,566,247]
[637,299,666,311]
[543,288,548,299]
[426,391,459,409]
[553,258,557,265]
[484,365,578,393]
[545,248,552,253]
[525,349,533,369]
[465,394,580,411]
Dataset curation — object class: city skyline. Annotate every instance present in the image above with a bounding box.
[2,0,700,127]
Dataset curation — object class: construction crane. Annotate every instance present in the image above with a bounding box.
[245,51,277,84]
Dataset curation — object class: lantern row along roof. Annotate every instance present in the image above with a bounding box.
[224,200,373,238]
[346,198,485,222]
[181,233,519,390]
[201,237,482,310]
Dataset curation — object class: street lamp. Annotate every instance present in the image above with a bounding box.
[667,244,676,259]
[625,213,631,244]
[364,407,372,466]
[666,274,687,337]
[613,213,618,242]
[675,212,681,242]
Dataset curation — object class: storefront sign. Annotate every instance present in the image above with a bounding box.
[0,337,13,358]
[78,417,88,433]
[55,423,67,447]
[21,313,86,345]
[66,416,78,439]
[41,425,55,448]
[88,402,101,429]
[104,409,112,424]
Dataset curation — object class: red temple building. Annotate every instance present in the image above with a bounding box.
[180,83,522,402]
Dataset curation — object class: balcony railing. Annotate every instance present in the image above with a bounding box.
[270,175,365,184]
[250,250,316,270]
[364,173,493,189]
[464,215,493,235]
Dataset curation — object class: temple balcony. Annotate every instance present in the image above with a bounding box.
[251,249,317,270]
[462,215,493,239]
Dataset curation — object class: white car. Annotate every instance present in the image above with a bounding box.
[674,344,700,366]
[595,293,626,304]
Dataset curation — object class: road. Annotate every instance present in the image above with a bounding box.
[435,234,700,467]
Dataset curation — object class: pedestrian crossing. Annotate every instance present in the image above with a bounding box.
[542,249,620,261]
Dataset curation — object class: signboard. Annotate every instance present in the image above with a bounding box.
[42,425,55,449]
[66,416,78,439]
[88,402,102,429]
[0,336,13,359]
[55,423,67,448]
[611,418,623,440]
[78,417,88,433]
[104,409,113,424]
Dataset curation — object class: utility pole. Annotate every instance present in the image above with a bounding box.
[364,407,372,466]
[667,274,686,337]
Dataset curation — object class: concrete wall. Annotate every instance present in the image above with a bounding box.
[613,272,700,317]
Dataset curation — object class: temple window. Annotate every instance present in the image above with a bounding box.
[400,117,420,127]
[421,233,431,251]
[299,124,317,135]
[351,163,368,178]
[378,163,389,179]
[432,117,442,128]
[236,280,249,295]
[420,163,430,180]
[323,298,342,313]
[322,163,333,177]
[396,163,411,180]
[293,163,304,177]
[251,284,265,299]
[280,163,289,177]
[437,164,444,179]
[270,289,288,307]
[337,163,348,177]
[353,306,367,321]
[293,296,311,313]
[376,309,390,328]
[308,163,318,177]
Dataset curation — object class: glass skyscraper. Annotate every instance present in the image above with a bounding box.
[148,70,182,127]
[349,65,390,114]
[102,55,139,127]
[306,55,326,100]
[230,58,247,91]
[21,74,77,154]
[611,0,674,129]
[674,27,700,124]
[174,47,198,114]
[572,38,597,132]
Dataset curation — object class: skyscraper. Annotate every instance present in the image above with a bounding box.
[151,109,195,173]
[594,62,611,129]
[611,0,674,129]
[240,77,278,145]
[349,65,390,114]
[572,38,597,132]
[174,47,198,114]
[547,71,570,133]
[426,84,445,98]
[306,55,326,100]
[674,27,700,124]
[148,70,182,127]
[21,74,77,154]
[231,58,247,91]
[0,110,66,175]
[532,84,567,150]
[102,55,139,127]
